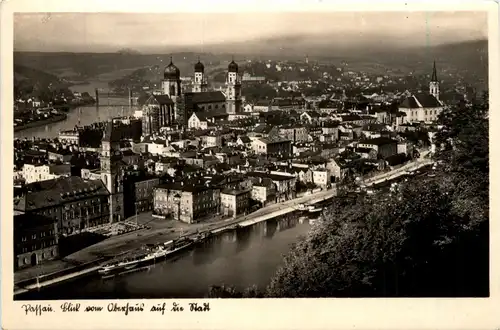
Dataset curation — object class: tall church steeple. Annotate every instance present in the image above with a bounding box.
[225,56,242,114]
[193,56,208,93]
[429,61,440,100]
[100,121,124,223]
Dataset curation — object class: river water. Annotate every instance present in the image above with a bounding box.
[14,81,139,140]
[18,213,313,299]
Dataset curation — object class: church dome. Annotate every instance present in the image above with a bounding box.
[164,58,180,80]
[194,60,205,73]
[228,60,238,73]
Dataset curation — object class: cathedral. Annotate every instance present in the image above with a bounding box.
[399,61,445,124]
[141,56,242,136]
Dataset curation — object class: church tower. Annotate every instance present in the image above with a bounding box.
[429,61,440,100]
[100,121,124,223]
[193,57,208,93]
[225,57,242,114]
[161,57,182,125]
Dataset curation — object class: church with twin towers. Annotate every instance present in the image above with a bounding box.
[141,56,242,136]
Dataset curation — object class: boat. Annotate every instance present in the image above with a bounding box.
[98,237,195,276]
[98,250,150,275]
[308,205,323,213]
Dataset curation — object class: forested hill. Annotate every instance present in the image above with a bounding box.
[14,64,65,86]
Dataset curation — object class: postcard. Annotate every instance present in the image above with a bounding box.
[1,0,498,329]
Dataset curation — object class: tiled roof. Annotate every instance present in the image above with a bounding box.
[414,93,442,108]
[253,124,274,134]
[49,164,71,175]
[359,137,398,146]
[192,91,226,103]
[400,96,420,108]
[247,171,295,182]
[362,123,388,132]
[221,188,251,196]
[340,114,363,122]
[153,94,174,105]
[14,213,56,231]
[400,93,443,109]
[238,136,251,143]
[14,177,108,212]
[156,182,214,193]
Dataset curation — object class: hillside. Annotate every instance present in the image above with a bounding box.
[14,51,226,80]
[14,64,66,86]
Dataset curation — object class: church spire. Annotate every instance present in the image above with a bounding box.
[431,60,438,82]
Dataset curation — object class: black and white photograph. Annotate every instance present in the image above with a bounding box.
[7,5,491,307]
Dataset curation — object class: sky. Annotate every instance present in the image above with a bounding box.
[14,12,488,53]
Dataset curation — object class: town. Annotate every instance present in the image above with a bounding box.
[12,36,489,301]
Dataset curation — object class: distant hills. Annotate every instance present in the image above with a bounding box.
[14,64,66,87]
[13,39,488,90]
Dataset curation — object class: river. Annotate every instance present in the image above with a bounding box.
[14,81,140,140]
[18,212,314,299]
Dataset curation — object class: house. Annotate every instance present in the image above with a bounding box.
[48,149,73,163]
[326,158,354,182]
[21,163,71,184]
[270,97,305,111]
[357,137,399,159]
[278,125,309,143]
[300,111,322,124]
[361,123,390,139]
[243,103,253,113]
[58,130,80,145]
[247,171,296,202]
[311,168,330,188]
[253,100,271,112]
[321,122,340,141]
[123,175,160,218]
[188,112,209,130]
[251,137,292,158]
[249,177,277,206]
[13,176,110,236]
[14,213,59,270]
[153,182,220,224]
[201,132,223,148]
[354,147,378,159]
[236,135,252,148]
[319,143,339,159]
[182,154,220,169]
[248,124,279,138]
[220,189,251,217]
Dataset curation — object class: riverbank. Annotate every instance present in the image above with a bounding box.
[13,188,337,297]
[14,113,67,132]
[13,155,432,297]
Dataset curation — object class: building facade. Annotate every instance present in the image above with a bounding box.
[14,213,59,270]
[154,182,221,223]
[220,189,251,217]
[13,176,110,236]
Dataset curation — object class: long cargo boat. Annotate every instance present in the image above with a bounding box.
[98,235,202,276]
